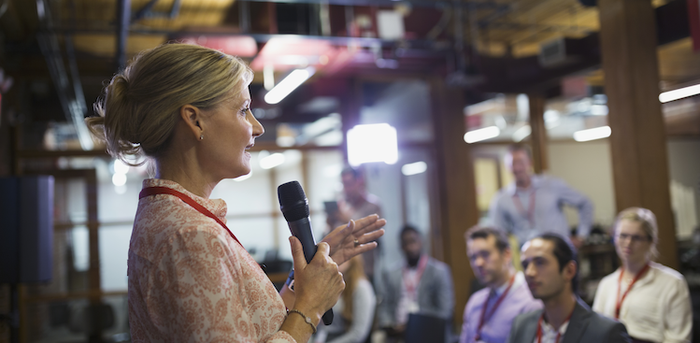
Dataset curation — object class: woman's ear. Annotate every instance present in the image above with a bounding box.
[180,104,203,140]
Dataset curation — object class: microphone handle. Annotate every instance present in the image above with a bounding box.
[288,218,334,325]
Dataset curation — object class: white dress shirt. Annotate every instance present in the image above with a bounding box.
[592,262,692,343]
[532,319,569,343]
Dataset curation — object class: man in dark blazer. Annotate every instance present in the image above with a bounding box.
[507,233,629,343]
[377,225,454,338]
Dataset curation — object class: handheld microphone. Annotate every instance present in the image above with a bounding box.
[277,180,334,326]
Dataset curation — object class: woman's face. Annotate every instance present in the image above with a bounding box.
[615,219,652,266]
[200,83,264,180]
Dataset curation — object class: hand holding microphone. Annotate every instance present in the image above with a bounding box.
[278,180,386,326]
[287,237,344,326]
[278,181,339,325]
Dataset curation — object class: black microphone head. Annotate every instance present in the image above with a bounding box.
[277,181,310,222]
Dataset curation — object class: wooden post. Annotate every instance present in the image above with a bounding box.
[528,94,548,174]
[599,0,678,269]
[430,77,479,329]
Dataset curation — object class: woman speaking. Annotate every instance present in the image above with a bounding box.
[593,207,691,343]
[87,43,385,342]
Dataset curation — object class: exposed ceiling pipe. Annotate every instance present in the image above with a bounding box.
[54,27,451,51]
[131,0,158,22]
[116,0,130,70]
[238,0,508,10]
[36,0,94,150]
[239,0,251,33]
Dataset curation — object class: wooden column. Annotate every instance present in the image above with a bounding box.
[528,94,548,173]
[430,77,479,328]
[599,0,678,269]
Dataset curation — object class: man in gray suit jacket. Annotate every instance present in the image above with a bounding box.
[377,225,454,338]
[508,233,629,343]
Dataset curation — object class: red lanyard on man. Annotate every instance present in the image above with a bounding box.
[474,273,516,341]
[615,264,650,319]
[139,186,243,248]
[403,255,428,298]
[536,306,575,343]
[512,190,536,225]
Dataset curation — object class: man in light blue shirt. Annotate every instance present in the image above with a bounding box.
[489,144,593,248]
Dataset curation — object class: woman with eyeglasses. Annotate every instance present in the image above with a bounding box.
[592,207,691,343]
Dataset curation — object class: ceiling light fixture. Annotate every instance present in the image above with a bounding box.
[259,152,286,169]
[512,125,531,142]
[464,126,500,143]
[347,123,398,167]
[401,161,427,176]
[263,64,275,91]
[573,126,611,142]
[264,67,315,105]
[659,84,700,103]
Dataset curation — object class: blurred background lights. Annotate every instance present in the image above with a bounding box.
[259,152,286,169]
[464,126,500,143]
[347,123,398,167]
[112,173,126,187]
[401,161,427,176]
[573,125,612,142]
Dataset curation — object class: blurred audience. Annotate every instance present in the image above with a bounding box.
[489,144,593,248]
[328,166,384,285]
[593,207,692,343]
[509,233,629,343]
[461,225,541,343]
[315,255,376,343]
[377,225,454,340]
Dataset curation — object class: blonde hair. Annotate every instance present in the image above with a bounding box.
[86,43,253,165]
[341,254,367,322]
[614,207,659,259]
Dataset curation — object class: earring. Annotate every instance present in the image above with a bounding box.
[199,133,204,140]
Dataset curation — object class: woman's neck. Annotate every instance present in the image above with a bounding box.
[155,155,217,199]
[623,259,650,276]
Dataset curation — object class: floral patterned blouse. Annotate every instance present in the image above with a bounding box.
[127,179,295,342]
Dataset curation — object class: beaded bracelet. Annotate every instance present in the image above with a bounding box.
[288,309,317,334]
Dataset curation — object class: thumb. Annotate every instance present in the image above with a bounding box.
[289,236,308,271]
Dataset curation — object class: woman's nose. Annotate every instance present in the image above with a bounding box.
[249,111,265,137]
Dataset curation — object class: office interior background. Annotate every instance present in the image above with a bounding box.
[0,0,699,341]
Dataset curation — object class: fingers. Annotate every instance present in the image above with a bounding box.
[357,228,385,245]
[316,241,332,259]
[289,236,308,271]
[335,219,355,237]
[351,241,379,255]
[352,217,387,237]
[352,214,379,229]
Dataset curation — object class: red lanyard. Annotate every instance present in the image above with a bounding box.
[536,306,575,343]
[403,255,428,296]
[615,264,650,319]
[139,186,243,248]
[474,274,516,341]
[512,190,536,225]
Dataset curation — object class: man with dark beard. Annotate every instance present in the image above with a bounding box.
[377,225,454,340]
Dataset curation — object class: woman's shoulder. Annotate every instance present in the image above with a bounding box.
[649,262,686,283]
[598,268,621,285]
